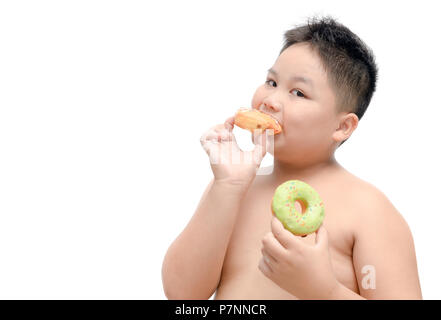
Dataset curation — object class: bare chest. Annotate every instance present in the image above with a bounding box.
[216,180,359,299]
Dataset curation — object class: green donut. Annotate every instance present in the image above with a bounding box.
[271,180,325,236]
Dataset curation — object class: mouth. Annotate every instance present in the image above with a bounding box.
[260,111,282,131]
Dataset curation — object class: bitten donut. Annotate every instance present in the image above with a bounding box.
[234,108,282,134]
[271,180,325,236]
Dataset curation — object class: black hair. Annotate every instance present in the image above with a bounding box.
[281,16,378,122]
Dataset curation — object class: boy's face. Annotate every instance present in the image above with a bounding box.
[251,42,343,164]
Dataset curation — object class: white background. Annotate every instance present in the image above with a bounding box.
[0,0,440,299]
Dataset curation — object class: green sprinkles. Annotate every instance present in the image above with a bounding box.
[271,180,325,236]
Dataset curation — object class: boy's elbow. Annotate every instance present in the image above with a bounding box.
[162,275,214,300]
[162,280,187,300]
[161,256,215,300]
[163,285,212,300]
[162,255,183,299]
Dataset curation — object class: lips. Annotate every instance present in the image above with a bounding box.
[257,110,282,133]
[261,112,282,128]
[255,105,282,128]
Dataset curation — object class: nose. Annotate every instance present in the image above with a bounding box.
[260,98,281,113]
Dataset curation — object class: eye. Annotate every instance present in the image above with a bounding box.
[265,79,277,87]
[291,89,306,98]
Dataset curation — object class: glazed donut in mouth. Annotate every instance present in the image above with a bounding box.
[234,108,282,135]
[271,180,325,236]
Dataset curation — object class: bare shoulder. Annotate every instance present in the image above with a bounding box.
[341,170,413,240]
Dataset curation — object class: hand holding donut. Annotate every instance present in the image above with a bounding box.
[259,217,339,300]
[259,180,339,299]
[200,113,270,187]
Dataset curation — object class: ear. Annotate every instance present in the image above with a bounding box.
[332,113,359,143]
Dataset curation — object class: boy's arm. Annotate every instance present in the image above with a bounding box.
[351,190,422,299]
[162,117,268,299]
[161,178,248,299]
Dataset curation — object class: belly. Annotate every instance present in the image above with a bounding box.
[215,265,298,300]
[215,246,359,300]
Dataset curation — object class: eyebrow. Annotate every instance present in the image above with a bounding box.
[267,68,314,88]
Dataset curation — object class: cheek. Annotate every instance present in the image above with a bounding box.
[282,109,327,143]
[285,117,335,153]
[285,100,334,130]
[282,109,311,135]
[251,85,266,108]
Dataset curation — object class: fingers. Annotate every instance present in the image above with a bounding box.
[271,216,305,250]
[200,126,232,146]
[258,255,273,275]
[214,125,233,142]
[200,116,242,160]
[314,223,328,248]
[200,131,216,156]
[224,116,235,131]
[218,128,232,142]
[200,124,241,166]
[252,129,268,160]
[261,231,286,261]
[261,246,278,264]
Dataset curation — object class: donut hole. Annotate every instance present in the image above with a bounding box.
[294,199,307,214]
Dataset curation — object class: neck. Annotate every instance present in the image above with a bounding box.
[271,154,340,182]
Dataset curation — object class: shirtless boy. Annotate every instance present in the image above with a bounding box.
[162,17,422,299]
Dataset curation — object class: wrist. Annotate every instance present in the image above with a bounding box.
[213,178,253,193]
